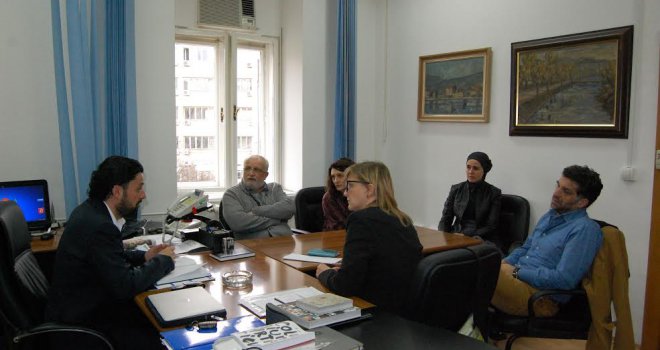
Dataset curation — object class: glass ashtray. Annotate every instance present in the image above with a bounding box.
[221,270,253,289]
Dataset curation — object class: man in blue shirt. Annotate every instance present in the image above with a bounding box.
[491,165,603,317]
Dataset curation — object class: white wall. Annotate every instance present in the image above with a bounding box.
[355,0,387,161]
[135,0,177,217]
[281,0,304,190]
[0,1,65,220]
[301,1,336,188]
[356,0,660,342]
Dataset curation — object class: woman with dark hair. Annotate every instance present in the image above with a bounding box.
[438,151,502,246]
[321,157,355,231]
[316,161,422,314]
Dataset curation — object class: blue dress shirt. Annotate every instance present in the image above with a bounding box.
[504,208,602,291]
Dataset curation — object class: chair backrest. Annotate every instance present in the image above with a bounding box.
[217,200,231,231]
[294,187,325,232]
[0,201,50,332]
[405,243,501,334]
[498,194,530,253]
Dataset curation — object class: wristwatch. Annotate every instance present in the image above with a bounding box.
[512,267,520,279]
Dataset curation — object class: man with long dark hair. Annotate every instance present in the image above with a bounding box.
[46,156,175,349]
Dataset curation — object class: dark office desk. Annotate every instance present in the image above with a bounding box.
[338,309,497,350]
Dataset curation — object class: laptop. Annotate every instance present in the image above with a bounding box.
[145,286,226,328]
[0,179,52,232]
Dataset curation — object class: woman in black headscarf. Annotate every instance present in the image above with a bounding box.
[438,152,502,246]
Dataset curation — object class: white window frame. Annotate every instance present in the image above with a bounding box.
[175,28,281,196]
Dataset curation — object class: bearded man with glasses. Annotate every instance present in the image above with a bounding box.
[222,155,294,239]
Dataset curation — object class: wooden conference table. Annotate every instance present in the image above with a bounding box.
[132,249,496,350]
[134,226,479,331]
[240,226,481,272]
[133,248,497,349]
[134,251,375,332]
[33,228,495,349]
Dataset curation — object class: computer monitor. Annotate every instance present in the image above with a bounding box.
[0,179,52,232]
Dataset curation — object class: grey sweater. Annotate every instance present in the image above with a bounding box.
[222,181,294,239]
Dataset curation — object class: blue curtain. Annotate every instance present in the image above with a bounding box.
[333,0,356,160]
[51,0,138,216]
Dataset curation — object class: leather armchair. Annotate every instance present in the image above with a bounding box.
[404,243,501,340]
[489,220,624,350]
[498,194,530,254]
[0,201,113,349]
[293,186,325,233]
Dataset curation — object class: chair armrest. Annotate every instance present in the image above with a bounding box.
[291,228,310,234]
[527,288,586,317]
[14,322,114,349]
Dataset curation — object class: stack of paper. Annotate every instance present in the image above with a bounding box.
[155,257,213,289]
[131,234,208,254]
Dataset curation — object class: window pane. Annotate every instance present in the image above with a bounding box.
[235,47,265,182]
[175,42,220,187]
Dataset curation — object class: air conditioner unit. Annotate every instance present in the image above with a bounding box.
[198,0,256,30]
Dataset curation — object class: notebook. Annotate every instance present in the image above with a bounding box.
[0,179,51,232]
[146,286,226,328]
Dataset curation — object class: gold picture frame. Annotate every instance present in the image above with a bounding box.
[417,48,491,122]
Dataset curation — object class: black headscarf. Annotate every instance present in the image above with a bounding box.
[467,152,492,178]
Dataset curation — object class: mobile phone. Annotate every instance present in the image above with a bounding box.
[307,248,339,257]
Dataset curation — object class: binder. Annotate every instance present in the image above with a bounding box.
[161,315,265,350]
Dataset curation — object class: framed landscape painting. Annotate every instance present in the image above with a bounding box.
[509,26,633,138]
[417,48,491,122]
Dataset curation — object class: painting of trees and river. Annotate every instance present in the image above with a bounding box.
[516,40,618,125]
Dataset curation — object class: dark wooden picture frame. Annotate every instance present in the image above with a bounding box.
[509,26,633,138]
[418,48,491,122]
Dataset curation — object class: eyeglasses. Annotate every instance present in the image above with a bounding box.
[345,180,370,191]
[243,166,266,174]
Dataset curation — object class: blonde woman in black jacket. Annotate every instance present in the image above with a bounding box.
[316,161,422,315]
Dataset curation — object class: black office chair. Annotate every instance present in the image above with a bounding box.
[405,243,501,340]
[294,186,325,233]
[0,201,113,350]
[498,194,530,254]
[217,200,231,231]
[488,221,619,350]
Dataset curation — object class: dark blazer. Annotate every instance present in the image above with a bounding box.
[318,207,422,314]
[438,181,501,242]
[46,199,174,326]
